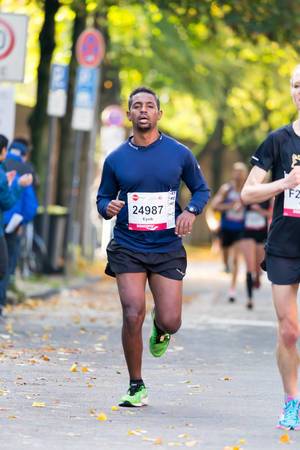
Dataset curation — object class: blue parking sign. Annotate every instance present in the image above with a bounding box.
[50,64,69,91]
[72,66,100,130]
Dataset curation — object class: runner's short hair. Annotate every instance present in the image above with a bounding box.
[0,134,8,153]
[233,162,248,173]
[128,86,160,110]
[290,65,300,85]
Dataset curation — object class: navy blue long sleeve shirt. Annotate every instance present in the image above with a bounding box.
[96,133,210,252]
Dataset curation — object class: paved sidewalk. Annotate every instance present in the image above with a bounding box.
[0,258,298,449]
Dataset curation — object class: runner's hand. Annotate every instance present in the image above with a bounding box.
[175,210,196,237]
[283,166,300,189]
[18,173,33,187]
[106,199,125,218]
[233,200,243,211]
[6,170,16,186]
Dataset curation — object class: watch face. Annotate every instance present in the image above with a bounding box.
[189,206,196,213]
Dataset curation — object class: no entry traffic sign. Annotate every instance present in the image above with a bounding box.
[0,13,28,82]
[0,18,15,60]
[76,28,105,68]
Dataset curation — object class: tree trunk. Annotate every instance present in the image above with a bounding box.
[56,5,87,207]
[28,0,60,198]
[196,117,225,194]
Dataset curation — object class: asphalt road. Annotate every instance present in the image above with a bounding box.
[0,258,298,450]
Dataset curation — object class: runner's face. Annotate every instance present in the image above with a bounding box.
[291,70,300,111]
[0,147,7,162]
[127,93,162,131]
[232,168,247,183]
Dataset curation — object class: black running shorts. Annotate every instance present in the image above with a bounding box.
[219,229,243,248]
[264,254,300,285]
[105,239,187,280]
[242,229,268,244]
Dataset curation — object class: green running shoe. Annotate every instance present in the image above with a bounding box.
[119,384,148,407]
[149,311,170,357]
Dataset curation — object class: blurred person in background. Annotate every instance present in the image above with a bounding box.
[211,162,248,302]
[1,139,38,304]
[0,134,33,317]
[239,199,272,309]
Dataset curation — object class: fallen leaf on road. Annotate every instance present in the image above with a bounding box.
[111,406,119,411]
[81,366,89,373]
[154,437,163,445]
[128,429,146,436]
[279,433,291,444]
[5,323,13,334]
[221,377,232,381]
[8,415,16,419]
[72,315,81,324]
[128,430,139,436]
[69,363,78,372]
[178,434,189,438]
[41,355,50,361]
[185,442,198,448]
[96,412,107,421]
[32,402,46,407]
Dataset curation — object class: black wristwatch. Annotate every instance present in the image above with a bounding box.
[185,205,198,215]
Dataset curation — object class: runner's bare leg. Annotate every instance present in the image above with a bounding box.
[148,273,182,334]
[273,284,300,397]
[116,272,147,380]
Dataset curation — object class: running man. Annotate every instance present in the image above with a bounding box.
[241,65,300,430]
[96,87,210,407]
[211,162,248,302]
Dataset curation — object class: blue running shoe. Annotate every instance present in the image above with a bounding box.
[277,399,300,430]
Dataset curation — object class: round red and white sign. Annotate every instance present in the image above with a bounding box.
[76,28,105,68]
[132,194,139,201]
[0,18,15,60]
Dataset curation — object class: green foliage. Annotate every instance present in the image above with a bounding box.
[3,0,300,163]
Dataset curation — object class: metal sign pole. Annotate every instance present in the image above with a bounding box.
[66,129,84,265]
[41,115,57,246]
[82,69,102,259]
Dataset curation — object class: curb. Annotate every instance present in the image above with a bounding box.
[26,275,102,300]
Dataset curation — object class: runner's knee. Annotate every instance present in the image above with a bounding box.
[279,319,299,348]
[122,303,145,330]
[157,315,181,334]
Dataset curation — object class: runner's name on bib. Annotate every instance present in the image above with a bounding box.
[127,191,176,231]
[283,173,300,217]
[245,211,265,230]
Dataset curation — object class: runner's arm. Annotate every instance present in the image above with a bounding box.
[96,159,120,219]
[210,184,236,212]
[182,151,210,215]
[241,165,300,204]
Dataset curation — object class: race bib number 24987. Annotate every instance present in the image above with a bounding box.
[127,191,176,231]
